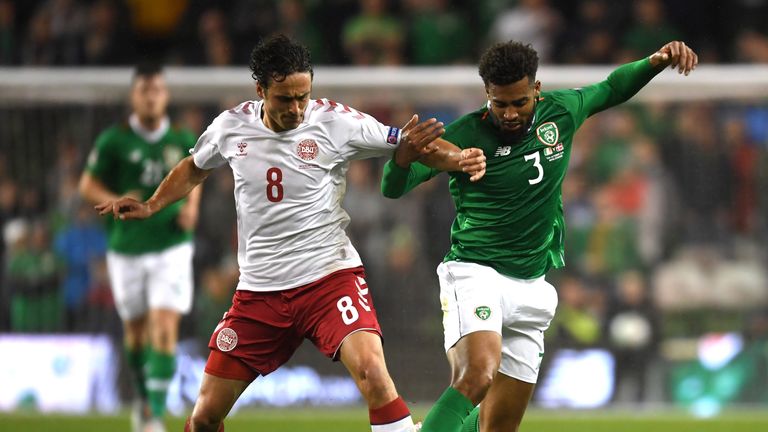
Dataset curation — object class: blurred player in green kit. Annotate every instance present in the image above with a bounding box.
[381,41,698,432]
[79,63,200,432]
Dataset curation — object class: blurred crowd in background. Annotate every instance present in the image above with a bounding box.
[0,0,768,66]
[1,0,768,404]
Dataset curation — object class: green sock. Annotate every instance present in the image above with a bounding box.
[125,346,148,400]
[145,349,176,418]
[460,406,480,432]
[420,387,475,432]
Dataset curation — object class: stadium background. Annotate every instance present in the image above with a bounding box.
[1,0,768,429]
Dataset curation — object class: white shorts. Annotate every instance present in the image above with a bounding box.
[437,261,558,384]
[106,242,194,321]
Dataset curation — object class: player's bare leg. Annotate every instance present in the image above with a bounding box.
[124,316,149,349]
[474,373,534,432]
[186,373,251,432]
[135,308,181,431]
[124,316,151,432]
[340,330,415,431]
[420,331,501,432]
[148,308,180,353]
[340,330,398,406]
[448,331,501,404]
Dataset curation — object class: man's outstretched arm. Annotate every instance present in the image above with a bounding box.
[96,156,212,220]
[580,40,699,116]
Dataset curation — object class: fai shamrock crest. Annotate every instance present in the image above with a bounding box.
[536,122,559,146]
[474,306,492,321]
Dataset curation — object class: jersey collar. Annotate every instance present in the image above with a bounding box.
[129,114,170,144]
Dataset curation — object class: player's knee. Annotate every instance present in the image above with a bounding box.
[149,324,178,352]
[454,375,493,404]
[453,363,496,403]
[355,359,387,386]
[123,320,147,347]
[190,404,225,431]
[155,332,176,352]
[190,393,229,430]
[352,357,393,398]
[186,416,224,432]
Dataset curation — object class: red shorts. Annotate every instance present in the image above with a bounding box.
[205,267,381,381]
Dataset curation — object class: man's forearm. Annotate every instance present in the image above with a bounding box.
[419,138,463,171]
[581,58,663,116]
[79,173,120,205]
[185,183,204,210]
[146,156,211,214]
[604,58,662,104]
[381,159,437,199]
[381,159,412,199]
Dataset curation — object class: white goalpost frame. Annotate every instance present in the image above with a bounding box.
[0,65,767,106]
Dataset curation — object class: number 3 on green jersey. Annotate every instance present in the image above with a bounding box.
[524,151,543,185]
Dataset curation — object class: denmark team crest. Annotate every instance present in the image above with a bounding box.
[296,139,319,161]
[216,327,238,352]
[536,122,559,146]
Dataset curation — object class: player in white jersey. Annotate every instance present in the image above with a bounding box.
[194,96,410,291]
[96,35,487,432]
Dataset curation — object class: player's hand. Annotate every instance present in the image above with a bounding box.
[95,196,152,220]
[459,148,486,182]
[393,114,445,168]
[649,41,698,75]
[177,202,199,231]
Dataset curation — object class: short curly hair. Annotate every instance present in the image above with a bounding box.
[249,34,313,88]
[478,41,539,87]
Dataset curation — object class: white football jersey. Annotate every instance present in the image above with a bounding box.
[191,99,401,291]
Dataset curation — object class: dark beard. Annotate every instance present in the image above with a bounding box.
[489,98,537,145]
[491,116,533,145]
[500,123,530,145]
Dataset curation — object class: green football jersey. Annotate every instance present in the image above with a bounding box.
[381,58,661,279]
[85,121,197,254]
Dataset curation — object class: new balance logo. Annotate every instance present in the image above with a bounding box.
[494,146,511,157]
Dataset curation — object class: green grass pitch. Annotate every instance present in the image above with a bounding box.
[1,407,767,431]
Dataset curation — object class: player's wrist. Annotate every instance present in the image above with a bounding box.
[144,198,161,216]
[388,155,412,172]
[392,148,415,169]
[648,54,664,68]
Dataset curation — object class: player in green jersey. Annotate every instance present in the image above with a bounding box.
[79,63,201,432]
[381,41,698,432]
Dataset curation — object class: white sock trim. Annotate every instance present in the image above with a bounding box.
[371,415,414,432]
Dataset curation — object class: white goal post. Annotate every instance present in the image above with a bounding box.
[1,64,767,106]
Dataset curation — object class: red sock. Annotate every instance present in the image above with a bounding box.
[184,417,225,431]
[369,396,411,425]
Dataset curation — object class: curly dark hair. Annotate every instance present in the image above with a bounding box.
[478,41,539,87]
[249,34,313,88]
